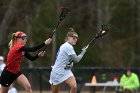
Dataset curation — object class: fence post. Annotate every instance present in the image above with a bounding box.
[76,77,83,93]
[39,70,42,93]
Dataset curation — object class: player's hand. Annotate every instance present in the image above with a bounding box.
[38,51,45,57]
[82,45,89,51]
[45,38,52,45]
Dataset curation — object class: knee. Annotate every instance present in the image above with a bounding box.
[71,84,77,90]
[25,84,32,91]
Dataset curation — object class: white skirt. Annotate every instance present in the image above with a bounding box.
[49,70,73,85]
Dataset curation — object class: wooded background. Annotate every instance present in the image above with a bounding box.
[0,0,140,68]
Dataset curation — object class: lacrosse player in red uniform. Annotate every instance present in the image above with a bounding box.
[0,31,52,93]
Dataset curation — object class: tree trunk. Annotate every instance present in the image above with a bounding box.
[0,0,18,55]
[25,15,33,68]
[50,1,60,66]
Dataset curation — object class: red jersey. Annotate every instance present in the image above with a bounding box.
[5,43,25,74]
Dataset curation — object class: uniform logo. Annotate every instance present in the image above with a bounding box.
[22,51,25,55]
[64,58,73,70]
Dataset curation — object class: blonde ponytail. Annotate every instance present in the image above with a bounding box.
[9,33,16,49]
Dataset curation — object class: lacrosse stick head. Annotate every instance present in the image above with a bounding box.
[101,24,109,32]
[95,24,109,38]
[59,7,71,22]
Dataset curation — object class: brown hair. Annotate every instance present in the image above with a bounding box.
[65,28,78,41]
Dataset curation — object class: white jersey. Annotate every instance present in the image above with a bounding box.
[8,87,17,93]
[51,42,76,74]
[0,63,6,88]
[0,63,6,76]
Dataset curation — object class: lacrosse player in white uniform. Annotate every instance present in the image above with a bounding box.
[49,28,89,93]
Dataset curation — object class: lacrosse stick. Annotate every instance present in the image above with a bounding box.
[84,24,109,48]
[43,7,71,51]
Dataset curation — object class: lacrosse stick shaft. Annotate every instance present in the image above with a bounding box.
[49,21,61,38]
[87,37,96,46]
[43,21,61,52]
[43,7,71,52]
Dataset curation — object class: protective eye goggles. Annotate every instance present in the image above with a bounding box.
[72,36,78,40]
[16,36,27,40]
[72,34,78,38]
[69,34,78,39]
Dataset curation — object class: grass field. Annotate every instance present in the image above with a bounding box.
[18,91,121,93]
[18,91,89,93]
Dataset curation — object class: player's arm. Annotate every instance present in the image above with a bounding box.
[19,38,52,52]
[71,45,89,63]
[19,43,45,52]
[24,52,39,61]
[71,50,86,63]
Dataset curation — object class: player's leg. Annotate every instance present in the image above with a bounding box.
[1,86,10,93]
[16,74,32,93]
[65,76,77,93]
[51,84,60,93]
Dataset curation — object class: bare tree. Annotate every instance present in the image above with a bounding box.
[0,0,18,54]
[50,0,60,66]
[25,15,33,68]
